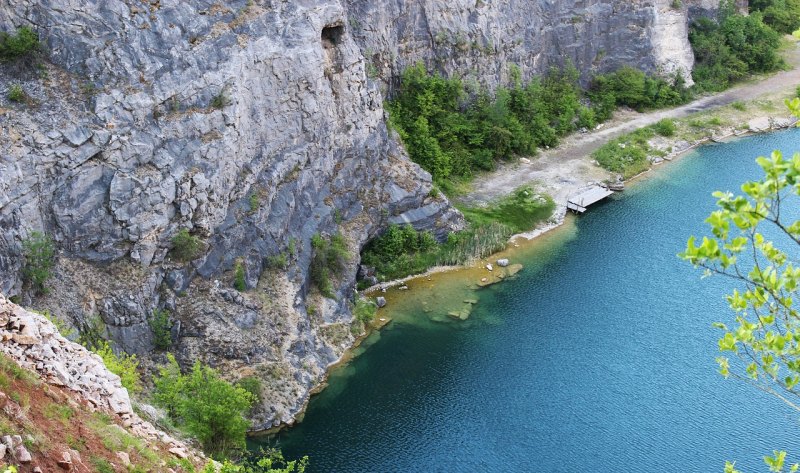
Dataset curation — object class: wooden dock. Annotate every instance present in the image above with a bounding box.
[567,185,615,214]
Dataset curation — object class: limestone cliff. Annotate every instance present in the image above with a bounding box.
[0,0,733,430]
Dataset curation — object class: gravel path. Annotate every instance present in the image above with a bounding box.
[459,41,800,208]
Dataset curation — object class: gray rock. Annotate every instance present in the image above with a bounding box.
[14,444,31,463]
[496,259,509,267]
[375,297,387,308]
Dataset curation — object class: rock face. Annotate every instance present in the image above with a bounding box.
[0,0,734,429]
[347,0,715,88]
[0,295,205,464]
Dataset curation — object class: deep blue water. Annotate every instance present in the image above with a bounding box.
[255,129,800,472]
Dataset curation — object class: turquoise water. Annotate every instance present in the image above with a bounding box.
[255,129,800,472]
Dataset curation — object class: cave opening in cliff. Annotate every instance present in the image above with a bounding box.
[321,24,344,49]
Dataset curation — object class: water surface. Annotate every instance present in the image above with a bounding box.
[255,129,800,472]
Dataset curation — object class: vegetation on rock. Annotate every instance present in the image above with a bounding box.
[21,231,54,295]
[171,229,204,262]
[310,233,348,298]
[750,0,800,34]
[93,340,142,395]
[0,26,38,62]
[149,308,173,350]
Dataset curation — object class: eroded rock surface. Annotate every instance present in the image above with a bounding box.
[0,0,732,429]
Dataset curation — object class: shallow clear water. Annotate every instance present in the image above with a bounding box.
[254,129,800,472]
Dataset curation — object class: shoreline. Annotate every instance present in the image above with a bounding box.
[250,90,799,440]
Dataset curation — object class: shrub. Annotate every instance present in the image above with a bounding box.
[248,193,260,213]
[21,231,54,294]
[153,354,255,456]
[750,0,800,34]
[171,229,204,262]
[209,449,309,473]
[234,261,247,291]
[210,92,228,109]
[149,309,173,350]
[235,376,263,404]
[588,66,688,113]
[93,340,141,395]
[0,26,39,61]
[266,253,288,270]
[354,298,377,325]
[310,233,348,298]
[7,84,24,102]
[689,13,782,91]
[653,118,676,137]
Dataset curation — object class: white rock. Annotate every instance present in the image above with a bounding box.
[496,259,509,267]
[486,264,493,271]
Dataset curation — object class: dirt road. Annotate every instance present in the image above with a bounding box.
[459,41,800,208]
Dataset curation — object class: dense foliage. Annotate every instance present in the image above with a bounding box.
[389,63,692,189]
[153,354,255,456]
[387,64,589,187]
[310,233,349,298]
[0,26,38,62]
[689,9,783,92]
[750,0,800,34]
[682,99,800,472]
[21,231,54,294]
[361,186,553,281]
[208,449,308,473]
[588,67,690,119]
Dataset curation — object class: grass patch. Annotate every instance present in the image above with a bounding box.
[43,402,74,425]
[457,185,554,234]
[652,118,676,137]
[592,127,656,179]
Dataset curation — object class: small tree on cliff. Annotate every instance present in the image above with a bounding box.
[681,98,800,472]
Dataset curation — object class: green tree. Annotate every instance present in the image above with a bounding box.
[681,98,800,471]
[152,355,255,456]
[21,231,55,294]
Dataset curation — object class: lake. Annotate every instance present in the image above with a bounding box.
[254,128,800,472]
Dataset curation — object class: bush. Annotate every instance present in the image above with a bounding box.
[234,261,246,291]
[653,118,676,137]
[266,253,288,270]
[149,309,173,350]
[235,376,263,404]
[210,92,229,109]
[732,101,747,111]
[689,12,782,92]
[310,233,348,298]
[588,66,689,113]
[8,84,24,102]
[21,231,54,294]
[354,298,377,325]
[209,449,309,473]
[0,26,39,61]
[152,354,254,456]
[93,341,141,395]
[750,0,800,34]
[171,229,204,262]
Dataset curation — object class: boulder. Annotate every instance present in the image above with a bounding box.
[748,117,771,132]
[496,259,509,267]
[14,444,32,463]
[375,297,387,308]
[57,450,73,470]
